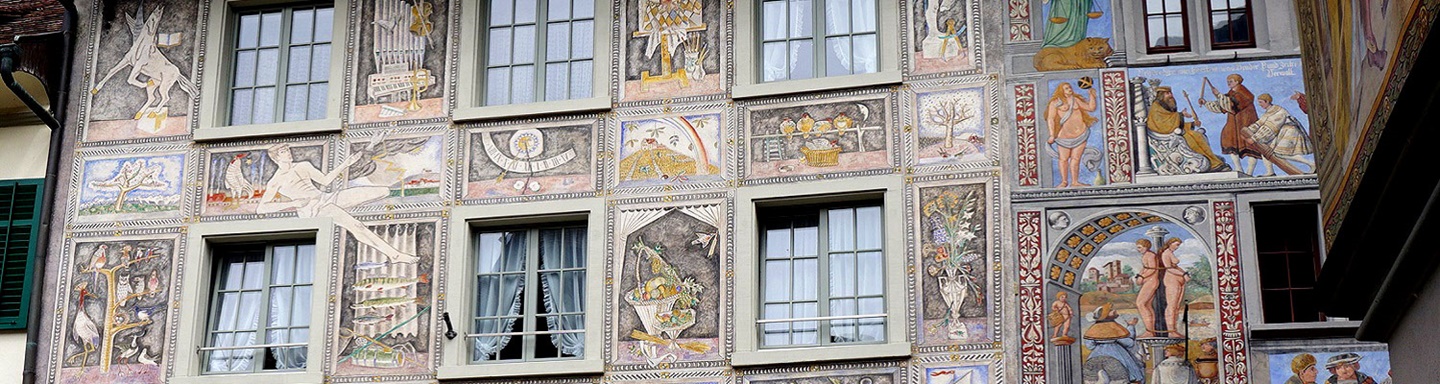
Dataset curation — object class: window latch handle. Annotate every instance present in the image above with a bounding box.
[442,311,457,340]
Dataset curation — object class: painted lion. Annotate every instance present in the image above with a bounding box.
[1033,38,1114,72]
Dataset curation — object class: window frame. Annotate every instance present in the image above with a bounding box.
[755,0,882,83]
[1206,0,1257,50]
[223,4,336,127]
[201,242,316,375]
[733,0,901,99]
[757,203,887,348]
[454,0,612,122]
[1118,0,1285,65]
[1235,191,1360,333]
[468,224,588,364]
[732,176,911,367]
[173,218,334,384]
[439,199,606,380]
[476,0,597,106]
[197,0,350,142]
[1142,0,1192,54]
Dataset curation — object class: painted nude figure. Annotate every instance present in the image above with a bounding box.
[257,143,418,263]
[1045,82,1098,187]
[91,6,198,119]
[1133,238,1162,337]
[1159,238,1190,337]
[1048,291,1074,344]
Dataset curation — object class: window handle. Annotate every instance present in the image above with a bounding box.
[442,311,457,340]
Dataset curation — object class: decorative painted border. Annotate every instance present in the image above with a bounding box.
[339,124,456,214]
[906,171,1003,353]
[908,351,1005,384]
[1212,200,1249,384]
[899,0,987,80]
[613,0,734,106]
[607,367,734,383]
[735,359,904,382]
[191,135,338,222]
[456,115,605,206]
[1008,0,1032,41]
[343,0,458,129]
[1014,210,1044,384]
[605,101,738,197]
[1100,70,1133,184]
[65,142,194,231]
[602,191,735,371]
[1011,175,1319,202]
[737,87,901,186]
[1013,83,1040,187]
[76,0,202,147]
[902,74,1003,175]
[47,227,186,383]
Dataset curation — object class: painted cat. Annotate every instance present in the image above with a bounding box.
[1032,37,1114,72]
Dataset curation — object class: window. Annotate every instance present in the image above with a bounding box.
[0,179,40,329]
[228,4,334,126]
[470,225,586,363]
[1207,0,1254,49]
[759,204,884,347]
[1253,202,1324,323]
[481,0,595,106]
[1143,0,1190,53]
[203,243,315,374]
[759,0,878,82]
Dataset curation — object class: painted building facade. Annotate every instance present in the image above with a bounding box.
[26,0,1395,383]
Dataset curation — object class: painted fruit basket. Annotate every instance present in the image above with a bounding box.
[799,146,841,167]
[625,289,696,339]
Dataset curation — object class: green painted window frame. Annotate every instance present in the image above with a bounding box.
[0,178,41,330]
[757,202,886,348]
[469,224,587,364]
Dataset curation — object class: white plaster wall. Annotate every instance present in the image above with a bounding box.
[0,332,25,384]
[0,122,49,180]
[1390,272,1440,383]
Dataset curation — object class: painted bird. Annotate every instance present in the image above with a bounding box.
[224,153,254,206]
[68,282,100,367]
[147,269,162,294]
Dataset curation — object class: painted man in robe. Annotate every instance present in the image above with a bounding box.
[1244,93,1316,175]
[1200,74,1263,173]
[1148,86,1228,172]
[1081,303,1145,383]
[1325,353,1379,384]
[1153,343,1199,384]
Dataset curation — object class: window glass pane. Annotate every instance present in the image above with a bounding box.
[564,227,585,268]
[239,14,261,49]
[1261,290,1291,322]
[1165,16,1184,46]
[571,20,594,59]
[513,25,536,64]
[789,39,814,79]
[504,232,528,272]
[1166,0,1183,12]
[829,253,856,296]
[545,63,570,101]
[855,206,881,249]
[253,87,276,124]
[851,0,876,33]
[549,0,570,19]
[292,286,311,326]
[491,0,514,25]
[762,304,790,346]
[306,83,327,120]
[857,251,882,295]
[1147,16,1167,47]
[516,0,538,24]
[764,260,793,302]
[789,0,813,38]
[242,261,265,289]
[284,85,309,122]
[268,286,292,327]
[1145,0,1163,14]
[231,89,254,125]
[574,0,594,18]
[234,50,257,87]
[487,68,511,105]
[238,291,263,329]
[511,65,535,103]
[310,44,331,82]
[766,228,792,259]
[291,9,314,44]
[1229,12,1251,42]
[857,297,884,340]
[547,22,571,61]
[272,246,295,285]
[489,28,513,65]
[793,225,817,256]
[791,302,818,344]
[825,0,850,35]
[825,36,852,76]
[828,208,855,252]
[256,48,279,86]
[260,12,282,47]
[217,291,241,329]
[794,257,818,300]
[763,1,787,40]
[1210,0,1227,9]
[288,46,311,83]
[295,245,314,284]
[828,298,857,338]
[570,60,592,98]
[762,42,788,81]
[315,8,334,42]
[1288,253,1316,286]
[222,261,246,290]
[852,33,877,74]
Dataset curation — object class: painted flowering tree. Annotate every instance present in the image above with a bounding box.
[89,159,169,212]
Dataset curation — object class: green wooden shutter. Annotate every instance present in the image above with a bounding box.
[0,179,41,329]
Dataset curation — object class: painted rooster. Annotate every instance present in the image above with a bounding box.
[68,282,100,366]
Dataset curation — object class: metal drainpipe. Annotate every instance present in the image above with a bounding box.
[12,1,77,383]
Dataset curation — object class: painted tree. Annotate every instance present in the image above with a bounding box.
[73,245,163,371]
[925,99,976,148]
[90,159,168,211]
